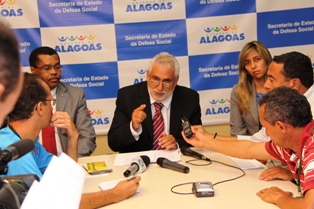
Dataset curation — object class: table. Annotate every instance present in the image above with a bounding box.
[79,148,297,209]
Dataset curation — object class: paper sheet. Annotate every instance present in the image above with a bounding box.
[114,149,181,166]
[21,153,85,209]
[229,157,265,170]
[98,177,140,193]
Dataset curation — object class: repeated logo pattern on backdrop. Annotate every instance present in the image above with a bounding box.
[4,0,314,134]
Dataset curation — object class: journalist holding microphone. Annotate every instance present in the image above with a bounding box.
[181,86,314,209]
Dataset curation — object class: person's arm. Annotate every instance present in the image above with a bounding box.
[108,88,143,152]
[259,166,294,181]
[229,85,248,136]
[79,176,141,209]
[171,88,202,148]
[52,111,78,161]
[75,89,96,157]
[182,125,272,160]
[257,187,314,208]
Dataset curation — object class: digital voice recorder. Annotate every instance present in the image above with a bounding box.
[181,117,193,139]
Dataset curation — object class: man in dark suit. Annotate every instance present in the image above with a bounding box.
[29,46,96,157]
[108,52,202,153]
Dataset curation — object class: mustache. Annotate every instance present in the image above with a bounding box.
[153,89,165,94]
[49,75,60,80]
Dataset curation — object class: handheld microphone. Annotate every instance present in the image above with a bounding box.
[0,139,34,164]
[180,146,211,161]
[156,157,189,174]
[123,155,150,177]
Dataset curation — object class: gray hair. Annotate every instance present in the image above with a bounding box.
[147,52,180,77]
[259,86,312,127]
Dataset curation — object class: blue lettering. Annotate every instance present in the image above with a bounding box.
[233,34,239,41]
[126,2,172,12]
[68,45,74,52]
[126,5,132,12]
[9,9,16,16]
[96,43,102,50]
[200,37,207,44]
[225,34,232,41]
[55,46,61,53]
[104,117,109,124]
[17,9,23,16]
[139,4,146,11]
[224,106,230,113]
[200,33,246,44]
[55,43,102,52]
[213,35,219,42]
[92,117,110,125]
[0,8,23,17]
[0,9,9,17]
[160,3,167,10]
[167,2,172,9]
[134,78,144,84]
[152,3,159,10]
[205,106,230,115]
[89,44,96,51]
[81,44,89,51]
[239,33,245,40]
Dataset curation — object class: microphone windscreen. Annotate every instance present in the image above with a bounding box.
[140,155,150,166]
[180,146,192,156]
[14,139,34,158]
[156,157,189,173]
[156,157,165,166]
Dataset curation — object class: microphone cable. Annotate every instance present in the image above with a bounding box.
[170,158,245,195]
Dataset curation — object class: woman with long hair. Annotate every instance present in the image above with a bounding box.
[230,41,272,136]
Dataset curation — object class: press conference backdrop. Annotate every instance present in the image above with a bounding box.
[3,0,314,134]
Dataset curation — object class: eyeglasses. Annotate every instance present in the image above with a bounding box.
[44,99,56,106]
[150,77,175,87]
[34,65,63,72]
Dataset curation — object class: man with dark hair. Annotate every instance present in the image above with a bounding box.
[182,87,314,208]
[0,73,78,177]
[0,72,141,208]
[0,21,23,125]
[264,51,313,105]
[29,46,96,157]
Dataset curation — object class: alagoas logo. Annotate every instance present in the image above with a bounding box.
[205,98,230,115]
[55,34,102,53]
[133,69,147,84]
[0,0,23,17]
[200,25,245,44]
[89,109,110,126]
[126,0,172,12]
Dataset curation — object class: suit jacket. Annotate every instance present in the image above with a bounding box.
[229,83,260,136]
[56,82,96,157]
[108,81,202,153]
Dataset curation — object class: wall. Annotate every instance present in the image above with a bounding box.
[6,1,314,136]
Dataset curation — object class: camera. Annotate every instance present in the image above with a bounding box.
[181,117,193,139]
[192,181,214,197]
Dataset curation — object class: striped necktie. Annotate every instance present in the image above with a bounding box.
[153,102,164,150]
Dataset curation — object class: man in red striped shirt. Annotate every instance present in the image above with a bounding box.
[182,86,314,208]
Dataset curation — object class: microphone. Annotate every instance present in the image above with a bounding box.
[180,146,211,161]
[123,155,150,177]
[0,139,34,164]
[156,157,189,174]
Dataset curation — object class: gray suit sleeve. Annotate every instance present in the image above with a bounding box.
[74,89,97,157]
[229,85,248,136]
